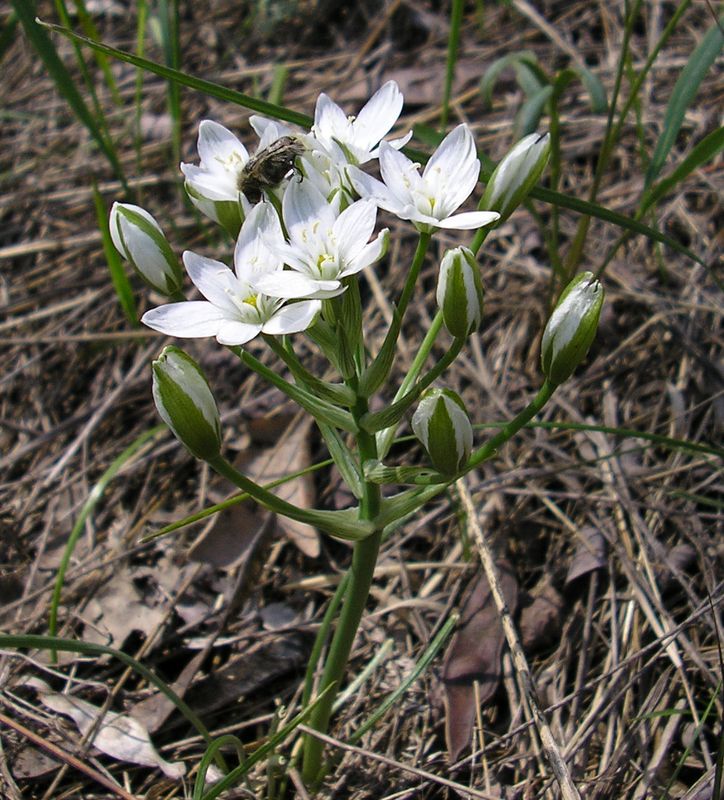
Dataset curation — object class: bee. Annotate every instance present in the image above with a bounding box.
[238,136,306,203]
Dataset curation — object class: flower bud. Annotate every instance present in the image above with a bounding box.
[411,388,473,477]
[110,203,183,296]
[541,272,604,385]
[184,183,243,239]
[436,247,485,338]
[481,133,551,222]
[152,346,222,461]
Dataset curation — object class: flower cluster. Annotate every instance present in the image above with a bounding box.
[111,81,503,346]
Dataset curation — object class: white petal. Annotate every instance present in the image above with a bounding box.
[282,179,330,242]
[262,300,321,335]
[353,81,404,152]
[435,210,500,230]
[183,251,241,313]
[423,124,475,180]
[314,93,351,142]
[215,320,262,346]
[142,302,226,337]
[341,229,389,277]
[197,120,248,166]
[349,167,406,215]
[379,143,421,205]
[234,203,284,281]
[255,271,330,299]
[181,163,238,202]
[333,199,377,264]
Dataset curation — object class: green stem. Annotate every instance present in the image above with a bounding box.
[440,0,464,130]
[376,311,443,458]
[301,403,382,786]
[208,455,371,541]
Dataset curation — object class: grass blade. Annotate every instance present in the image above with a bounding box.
[440,0,464,129]
[13,3,125,183]
[156,0,182,165]
[92,182,139,326]
[39,18,312,128]
[642,126,724,213]
[646,16,724,187]
[70,0,121,104]
[48,426,164,651]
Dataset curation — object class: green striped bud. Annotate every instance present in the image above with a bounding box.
[541,272,604,385]
[411,388,473,477]
[184,182,243,239]
[481,132,551,222]
[110,203,183,296]
[437,247,485,338]
[152,346,222,461]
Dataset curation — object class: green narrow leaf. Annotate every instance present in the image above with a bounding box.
[38,19,312,128]
[641,126,724,214]
[49,427,164,656]
[514,84,552,137]
[92,183,139,326]
[575,64,607,113]
[13,4,124,182]
[317,422,364,499]
[479,51,543,107]
[70,0,121,104]
[440,0,464,129]
[646,18,724,186]
[156,0,182,165]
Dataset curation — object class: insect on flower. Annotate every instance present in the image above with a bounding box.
[238,135,306,202]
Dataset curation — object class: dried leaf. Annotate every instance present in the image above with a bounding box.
[519,580,564,651]
[11,746,59,779]
[442,683,477,763]
[27,678,185,779]
[565,526,607,585]
[82,566,169,648]
[442,561,518,760]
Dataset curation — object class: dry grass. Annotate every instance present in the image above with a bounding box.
[0,1,722,798]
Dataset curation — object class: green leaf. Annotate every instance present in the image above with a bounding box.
[479,51,544,107]
[92,183,139,326]
[646,17,724,187]
[38,19,312,128]
[641,126,724,214]
[530,184,705,265]
[514,84,552,137]
[13,5,124,181]
[358,305,402,397]
[575,64,608,113]
[49,427,165,650]
[237,349,358,433]
[317,423,364,499]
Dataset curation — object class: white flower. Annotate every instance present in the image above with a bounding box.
[312,80,411,166]
[141,204,321,346]
[254,179,389,300]
[350,124,500,233]
[180,120,251,205]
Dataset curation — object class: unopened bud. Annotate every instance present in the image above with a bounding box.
[541,272,604,385]
[481,133,551,222]
[411,388,473,477]
[110,203,183,296]
[152,346,222,461]
[437,247,485,338]
[184,183,243,239]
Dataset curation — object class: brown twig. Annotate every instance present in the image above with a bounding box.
[455,478,582,800]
